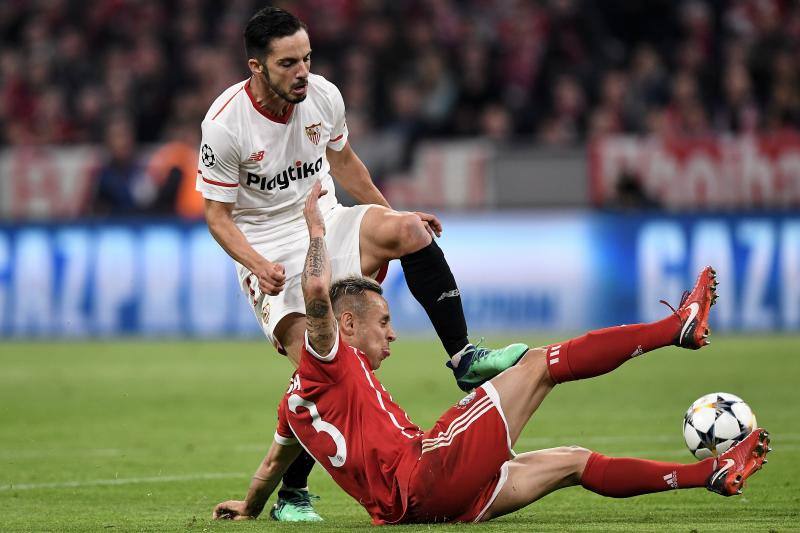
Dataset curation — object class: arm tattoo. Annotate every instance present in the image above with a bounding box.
[303,237,326,282]
[307,298,334,348]
[306,299,329,319]
[302,236,335,354]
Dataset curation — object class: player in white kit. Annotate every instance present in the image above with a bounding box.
[197,7,527,522]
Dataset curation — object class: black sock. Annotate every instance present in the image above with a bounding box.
[400,240,469,357]
[280,450,315,492]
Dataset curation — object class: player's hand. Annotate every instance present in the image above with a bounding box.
[304,180,328,236]
[254,261,286,296]
[414,211,442,238]
[212,500,254,520]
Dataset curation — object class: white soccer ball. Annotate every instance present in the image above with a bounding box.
[683,392,757,460]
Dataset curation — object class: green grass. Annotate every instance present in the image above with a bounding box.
[1,336,798,532]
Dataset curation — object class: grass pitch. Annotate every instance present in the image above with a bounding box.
[1,336,798,532]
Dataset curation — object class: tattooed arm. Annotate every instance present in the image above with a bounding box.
[301,181,336,355]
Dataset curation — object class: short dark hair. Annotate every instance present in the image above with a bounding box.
[244,6,307,60]
[330,276,383,317]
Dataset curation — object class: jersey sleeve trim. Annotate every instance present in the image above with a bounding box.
[200,173,239,188]
[326,132,348,152]
[304,325,340,362]
[274,431,298,446]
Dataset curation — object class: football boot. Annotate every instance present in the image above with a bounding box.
[270,488,323,522]
[447,340,529,392]
[661,266,717,349]
[707,428,771,496]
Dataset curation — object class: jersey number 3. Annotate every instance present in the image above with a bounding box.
[288,394,347,467]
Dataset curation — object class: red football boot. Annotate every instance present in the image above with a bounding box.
[662,266,718,349]
[707,428,771,496]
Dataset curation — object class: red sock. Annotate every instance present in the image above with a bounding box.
[580,452,713,497]
[545,316,680,384]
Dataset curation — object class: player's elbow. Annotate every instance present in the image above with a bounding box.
[302,277,329,301]
[205,214,224,237]
[262,458,285,479]
[204,200,233,231]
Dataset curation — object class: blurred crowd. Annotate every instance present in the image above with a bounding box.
[1,0,799,214]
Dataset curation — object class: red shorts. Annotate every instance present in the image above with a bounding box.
[402,383,512,523]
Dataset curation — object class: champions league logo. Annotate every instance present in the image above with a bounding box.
[304,122,321,145]
[201,144,216,168]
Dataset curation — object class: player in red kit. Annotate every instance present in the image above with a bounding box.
[212,182,770,525]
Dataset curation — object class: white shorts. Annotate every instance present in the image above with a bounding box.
[238,204,383,347]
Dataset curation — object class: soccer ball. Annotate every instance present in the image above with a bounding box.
[682,392,757,460]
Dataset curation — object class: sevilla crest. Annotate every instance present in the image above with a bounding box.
[304,122,321,145]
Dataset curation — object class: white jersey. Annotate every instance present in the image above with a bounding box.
[196,73,348,249]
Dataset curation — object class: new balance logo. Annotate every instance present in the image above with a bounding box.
[247,150,265,162]
[436,289,460,302]
[663,471,678,489]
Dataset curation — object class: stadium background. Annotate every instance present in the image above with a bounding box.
[1,1,799,531]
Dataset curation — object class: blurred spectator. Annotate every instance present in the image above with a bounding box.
[591,70,629,136]
[765,48,800,130]
[536,74,587,146]
[479,103,513,143]
[92,116,153,216]
[612,169,661,210]
[715,62,759,133]
[146,121,203,218]
[385,80,425,169]
[624,45,669,132]
[451,40,497,136]
[664,71,710,136]
[415,48,457,132]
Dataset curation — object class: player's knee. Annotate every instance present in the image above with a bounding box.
[395,213,431,255]
[516,348,554,385]
[517,347,544,367]
[559,445,592,483]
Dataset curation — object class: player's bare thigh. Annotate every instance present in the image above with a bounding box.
[271,207,422,364]
[481,446,591,521]
[273,313,306,368]
[488,348,556,445]
[359,206,432,276]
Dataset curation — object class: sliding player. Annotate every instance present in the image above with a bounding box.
[211,182,770,524]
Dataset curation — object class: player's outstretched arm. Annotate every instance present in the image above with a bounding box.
[204,199,286,296]
[301,180,336,355]
[212,441,301,520]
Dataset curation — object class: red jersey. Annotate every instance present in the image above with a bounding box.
[275,331,424,524]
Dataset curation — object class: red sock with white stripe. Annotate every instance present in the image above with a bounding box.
[580,452,714,497]
[545,316,680,384]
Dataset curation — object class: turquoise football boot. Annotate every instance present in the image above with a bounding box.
[269,488,323,522]
[447,340,530,392]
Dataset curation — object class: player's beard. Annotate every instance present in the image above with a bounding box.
[263,69,307,104]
